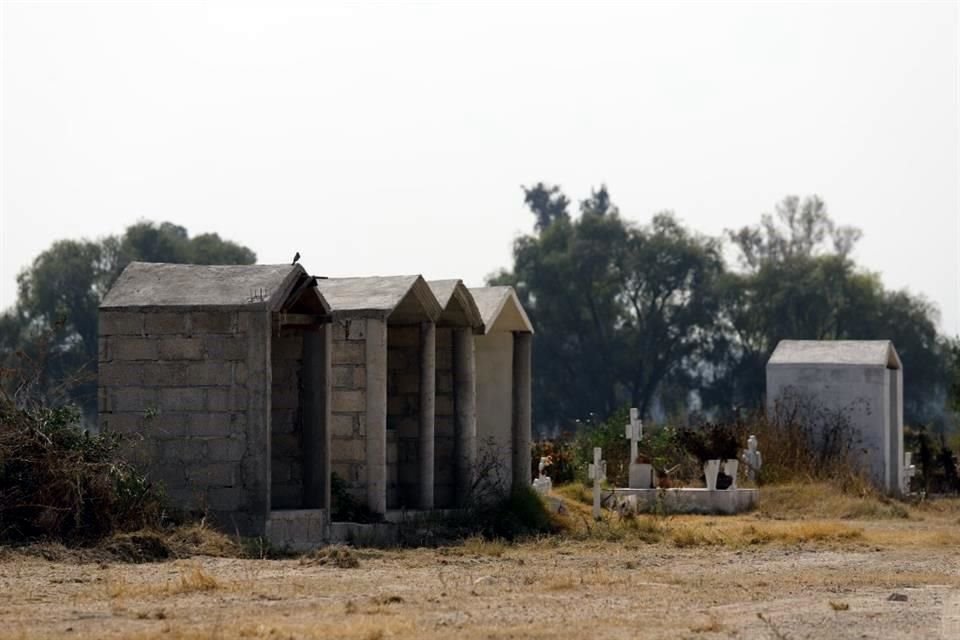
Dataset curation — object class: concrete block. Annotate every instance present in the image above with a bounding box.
[101,412,142,435]
[333,365,362,389]
[436,373,453,394]
[159,387,205,412]
[271,385,299,410]
[435,328,452,349]
[187,413,233,437]
[140,362,187,387]
[273,335,304,360]
[387,350,407,371]
[331,414,356,438]
[158,337,204,361]
[436,348,452,370]
[397,417,418,438]
[207,487,244,511]
[389,326,419,347]
[144,313,187,335]
[112,387,157,412]
[184,361,234,386]
[397,372,419,395]
[206,437,246,462]
[271,408,297,434]
[435,394,454,416]
[143,411,189,438]
[331,322,347,341]
[203,335,247,361]
[271,432,301,457]
[190,311,234,334]
[99,362,145,386]
[112,337,158,361]
[99,311,144,336]
[435,416,454,437]
[162,439,206,462]
[99,337,110,363]
[207,387,248,412]
[333,389,365,413]
[186,463,236,487]
[333,341,364,365]
[346,318,366,341]
[233,362,248,386]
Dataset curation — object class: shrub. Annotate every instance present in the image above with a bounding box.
[0,395,166,543]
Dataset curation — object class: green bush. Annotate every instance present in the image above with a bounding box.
[0,398,167,543]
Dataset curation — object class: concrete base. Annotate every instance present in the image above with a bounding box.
[327,521,400,546]
[611,488,758,515]
[266,509,327,552]
[628,463,656,489]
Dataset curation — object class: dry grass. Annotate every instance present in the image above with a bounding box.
[106,563,223,599]
[300,545,361,568]
[757,483,909,520]
[460,536,507,557]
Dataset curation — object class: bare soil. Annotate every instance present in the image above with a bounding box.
[2,498,959,639]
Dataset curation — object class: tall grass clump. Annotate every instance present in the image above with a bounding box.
[0,392,166,543]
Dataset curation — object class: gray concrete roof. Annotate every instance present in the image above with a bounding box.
[469,286,534,334]
[428,279,484,330]
[101,262,326,312]
[768,340,901,369]
[316,275,442,322]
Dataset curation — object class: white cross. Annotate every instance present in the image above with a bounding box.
[624,408,643,464]
[588,447,606,520]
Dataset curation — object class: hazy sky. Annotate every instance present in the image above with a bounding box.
[2,1,958,333]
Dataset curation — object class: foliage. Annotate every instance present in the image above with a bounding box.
[0,222,256,421]
[492,183,722,430]
[329,472,378,523]
[470,486,556,540]
[531,436,577,484]
[675,422,740,463]
[494,186,953,433]
[0,392,167,543]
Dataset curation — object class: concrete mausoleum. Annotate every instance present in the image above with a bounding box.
[98,262,332,538]
[99,263,535,546]
[470,286,534,492]
[766,340,904,493]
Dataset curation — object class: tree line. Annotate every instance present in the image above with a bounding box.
[0,222,255,418]
[0,194,956,438]
[490,184,954,435]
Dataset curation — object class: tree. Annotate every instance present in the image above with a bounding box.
[707,195,951,426]
[494,184,721,430]
[0,222,256,420]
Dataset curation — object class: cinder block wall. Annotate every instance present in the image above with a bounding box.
[98,309,265,534]
[330,319,368,504]
[271,330,303,509]
[434,328,456,507]
[386,325,420,508]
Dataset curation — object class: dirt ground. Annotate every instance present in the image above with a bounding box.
[2,494,959,639]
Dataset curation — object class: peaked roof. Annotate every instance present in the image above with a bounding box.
[316,275,442,322]
[428,279,484,330]
[468,286,534,335]
[101,262,328,313]
[768,340,901,369]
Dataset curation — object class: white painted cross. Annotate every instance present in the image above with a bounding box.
[587,447,607,520]
[624,408,642,463]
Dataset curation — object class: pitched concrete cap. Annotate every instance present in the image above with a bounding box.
[768,340,901,369]
[316,275,443,322]
[468,286,534,335]
[100,262,328,313]
[428,279,484,331]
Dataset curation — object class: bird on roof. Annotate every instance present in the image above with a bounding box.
[292,252,300,265]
